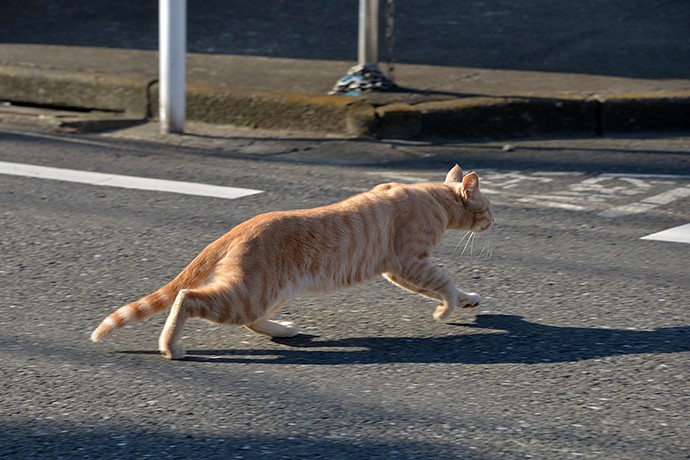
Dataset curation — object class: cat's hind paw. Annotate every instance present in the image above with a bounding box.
[273,321,300,338]
[245,319,300,338]
[160,344,186,360]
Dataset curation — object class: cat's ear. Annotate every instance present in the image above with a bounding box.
[460,172,480,200]
[445,164,464,183]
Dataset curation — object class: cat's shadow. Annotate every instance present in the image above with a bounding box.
[144,314,689,365]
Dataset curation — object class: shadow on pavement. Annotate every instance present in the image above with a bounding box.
[152,314,690,365]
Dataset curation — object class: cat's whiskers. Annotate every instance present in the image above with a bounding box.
[476,227,496,261]
[452,230,473,255]
[454,227,495,261]
[477,239,489,259]
[460,231,476,258]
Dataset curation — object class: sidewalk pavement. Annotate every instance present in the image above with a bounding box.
[1,43,689,139]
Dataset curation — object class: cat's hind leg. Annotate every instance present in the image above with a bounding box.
[159,281,251,359]
[159,288,192,360]
[244,301,300,338]
[245,319,300,338]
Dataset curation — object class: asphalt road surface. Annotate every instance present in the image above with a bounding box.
[1,126,689,459]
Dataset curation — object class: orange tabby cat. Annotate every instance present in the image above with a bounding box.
[91,165,493,359]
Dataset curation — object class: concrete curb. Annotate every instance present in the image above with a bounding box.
[166,82,356,134]
[597,91,690,133]
[1,63,689,138]
[375,97,597,139]
[0,65,151,117]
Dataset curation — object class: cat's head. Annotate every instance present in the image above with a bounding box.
[444,164,493,232]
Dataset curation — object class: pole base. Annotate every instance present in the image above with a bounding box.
[329,64,396,96]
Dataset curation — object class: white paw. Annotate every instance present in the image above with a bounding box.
[461,293,482,308]
[160,344,186,360]
[276,321,300,338]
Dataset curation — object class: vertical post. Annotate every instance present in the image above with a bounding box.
[329,0,394,95]
[358,0,379,67]
[159,0,186,134]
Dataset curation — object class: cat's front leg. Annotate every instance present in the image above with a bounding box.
[383,272,440,300]
[459,292,482,308]
[434,291,482,321]
[391,258,466,321]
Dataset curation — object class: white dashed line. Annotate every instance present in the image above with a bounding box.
[0,161,263,200]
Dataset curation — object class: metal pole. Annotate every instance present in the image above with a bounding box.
[159,0,186,134]
[330,0,394,95]
[358,0,379,66]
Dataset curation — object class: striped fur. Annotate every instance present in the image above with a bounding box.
[90,165,493,359]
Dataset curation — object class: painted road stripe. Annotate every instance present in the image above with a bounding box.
[599,186,690,218]
[601,173,690,180]
[518,197,587,211]
[0,161,263,200]
[641,223,690,244]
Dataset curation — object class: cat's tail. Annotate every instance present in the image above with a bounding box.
[90,236,227,342]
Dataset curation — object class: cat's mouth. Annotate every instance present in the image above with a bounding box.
[478,220,494,232]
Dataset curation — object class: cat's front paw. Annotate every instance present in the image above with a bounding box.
[460,293,482,308]
[433,304,455,321]
[160,344,186,360]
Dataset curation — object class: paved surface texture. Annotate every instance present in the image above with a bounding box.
[1,126,689,458]
[0,0,689,137]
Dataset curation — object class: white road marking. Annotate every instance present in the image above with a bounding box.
[530,172,586,177]
[0,161,263,200]
[368,169,690,217]
[365,171,432,183]
[517,197,588,211]
[601,173,690,181]
[479,171,554,189]
[599,186,690,218]
[641,223,690,244]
